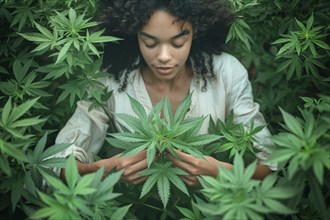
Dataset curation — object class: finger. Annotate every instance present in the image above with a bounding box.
[181,175,199,186]
[169,155,199,175]
[126,150,147,162]
[181,175,196,182]
[121,152,160,175]
[122,158,148,176]
[131,176,148,184]
[171,149,196,163]
[116,151,147,169]
[121,174,147,184]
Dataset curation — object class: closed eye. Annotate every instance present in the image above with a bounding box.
[172,42,184,48]
[172,38,186,48]
[145,43,157,48]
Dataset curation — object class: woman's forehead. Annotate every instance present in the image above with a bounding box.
[141,10,192,35]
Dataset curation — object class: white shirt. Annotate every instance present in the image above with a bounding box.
[54,53,277,176]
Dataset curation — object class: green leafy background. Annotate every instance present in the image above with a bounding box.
[0,0,329,219]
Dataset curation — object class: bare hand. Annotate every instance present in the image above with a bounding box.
[97,151,149,184]
[167,149,221,186]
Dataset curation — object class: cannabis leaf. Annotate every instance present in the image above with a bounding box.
[107,93,220,167]
[269,108,330,184]
[140,161,188,208]
[207,110,264,163]
[31,155,130,220]
[106,93,221,207]
[0,97,46,140]
[197,153,296,219]
[176,202,202,220]
[24,133,70,191]
[31,155,97,219]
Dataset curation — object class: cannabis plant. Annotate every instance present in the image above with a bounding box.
[272,14,329,80]
[226,0,259,51]
[196,153,297,220]
[206,110,265,164]
[176,202,202,220]
[0,98,67,212]
[31,155,131,220]
[1,2,121,218]
[107,93,221,207]
[1,0,329,219]
[17,7,120,107]
[269,98,330,220]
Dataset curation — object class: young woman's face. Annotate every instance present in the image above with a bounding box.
[138,10,193,81]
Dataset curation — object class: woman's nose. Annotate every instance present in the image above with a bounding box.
[157,45,172,63]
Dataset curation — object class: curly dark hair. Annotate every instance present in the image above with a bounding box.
[97,0,235,91]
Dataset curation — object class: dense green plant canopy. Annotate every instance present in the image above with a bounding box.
[0,0,329,219]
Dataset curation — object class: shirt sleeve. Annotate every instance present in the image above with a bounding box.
[52,100,110,176]
[227,58,277,170]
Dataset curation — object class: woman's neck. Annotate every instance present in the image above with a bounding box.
[140,65,193,112]
[141,65,193,93]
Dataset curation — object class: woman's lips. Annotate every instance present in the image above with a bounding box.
[157,67,173,75]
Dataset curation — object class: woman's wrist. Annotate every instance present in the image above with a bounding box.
[218,161,233,170]
[60,160,92,180]
[77,160,99,175]
[89,155,120,173]
[206,157,233,177]
[212,158,271,180]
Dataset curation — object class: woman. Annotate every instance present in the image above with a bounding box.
[55,0,277,186]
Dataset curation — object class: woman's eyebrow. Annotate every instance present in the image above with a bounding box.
[172,30,190,39]
[139,30,190,40]
[139,32,157,40]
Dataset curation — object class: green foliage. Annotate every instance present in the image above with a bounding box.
[107,94,220,207]
[19,8,120,64]
[0,60,51,100]
[140,161,188,208]
[0,0,123,218]
[207,111,265,163]
[268,101,330,220]
[0,0,329,219]
[108,93,220,167]
[192,0,329,218]
[17,7,119,107]
[270,107,330,184]
[1,97,45,140]
[176,203,202,220]
[0,132,69,213]
[272,14,329,80]
[197,153,297,220]
[226,0,259,51]
[225,0,330,133]
[31,155,130,220]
